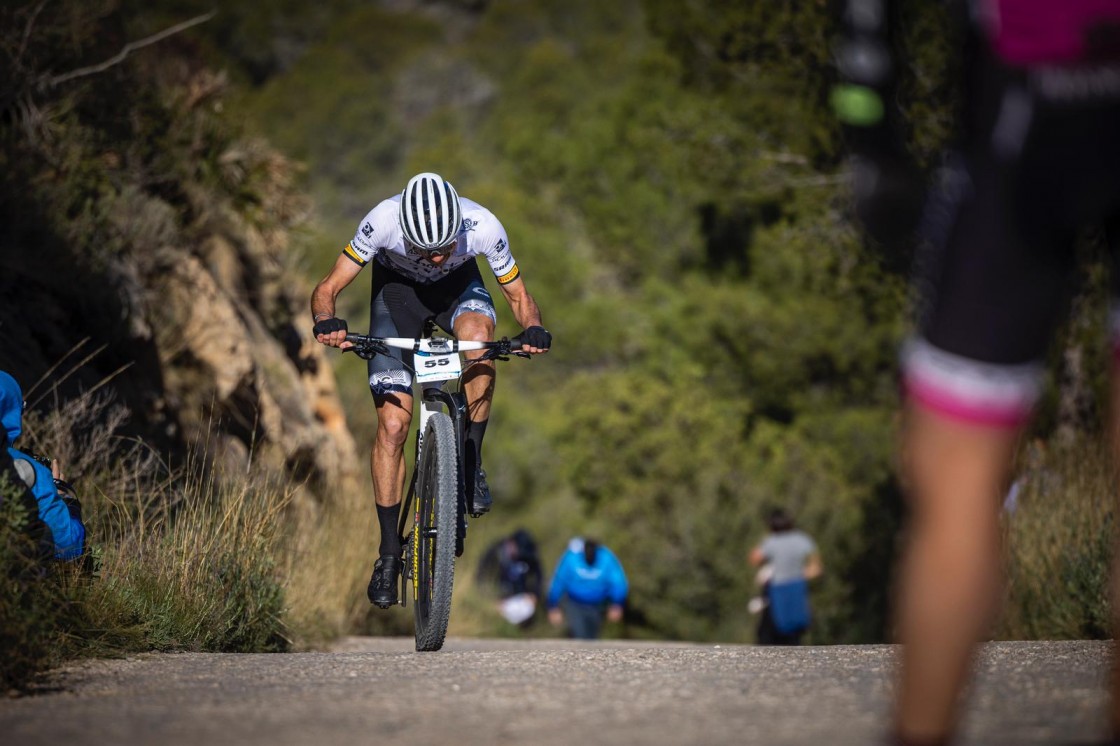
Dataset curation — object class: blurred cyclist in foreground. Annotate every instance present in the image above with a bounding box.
[836,1,1120,744]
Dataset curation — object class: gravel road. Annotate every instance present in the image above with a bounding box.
[0,638,1111,746]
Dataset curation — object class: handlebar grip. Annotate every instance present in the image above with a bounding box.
[508,336,524,351]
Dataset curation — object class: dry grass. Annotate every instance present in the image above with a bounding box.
[1,366,377,689]
[282,484,375,649]
[998,437,1114,640]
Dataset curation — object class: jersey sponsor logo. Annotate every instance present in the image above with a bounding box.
[361,222,374,238]
[496,264,520,285]
[456,298,497,324]
[493,238,506,252]
[462,218,479,232]
[344,243,368,266]
[369,369,412,394]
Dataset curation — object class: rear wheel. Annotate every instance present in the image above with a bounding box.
[411,412,459,651]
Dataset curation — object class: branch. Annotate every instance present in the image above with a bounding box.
[784,174,848,189]
[42,10,216,89]
[15,0,49,70]
[759,151,811,167]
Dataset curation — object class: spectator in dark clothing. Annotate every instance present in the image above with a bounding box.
[476,528,543,626]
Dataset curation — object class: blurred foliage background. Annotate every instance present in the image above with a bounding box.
[3,0,1114,649]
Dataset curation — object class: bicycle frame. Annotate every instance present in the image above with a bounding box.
[402,340,471,567]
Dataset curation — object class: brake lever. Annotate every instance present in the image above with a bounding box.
[341,343,381,360]
[342,346,367,360]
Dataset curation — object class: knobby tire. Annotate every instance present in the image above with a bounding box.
[411,412,458,651]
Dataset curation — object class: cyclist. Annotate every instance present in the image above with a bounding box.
[477,528,545,627]
[310,172,551,608]
[837,1,1120,744]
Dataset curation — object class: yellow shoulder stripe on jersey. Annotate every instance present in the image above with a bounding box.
[343,243,367,266]
[496,265,520,285]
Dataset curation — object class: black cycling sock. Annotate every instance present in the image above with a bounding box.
[376,503,401,557]
[465,418,488,473]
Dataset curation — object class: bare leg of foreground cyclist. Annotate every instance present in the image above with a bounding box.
[894,406,1017,745]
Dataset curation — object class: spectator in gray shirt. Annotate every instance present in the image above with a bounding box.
[749,508,823,645]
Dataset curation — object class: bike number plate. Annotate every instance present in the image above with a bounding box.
[415,352,462,384]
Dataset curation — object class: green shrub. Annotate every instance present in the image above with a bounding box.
[0,476,68,691]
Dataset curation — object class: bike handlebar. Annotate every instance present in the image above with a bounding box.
[341,333,527,361]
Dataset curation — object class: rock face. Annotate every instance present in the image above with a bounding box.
[0,146,362,518]
[146,216,362,514]
[0,31,362,519]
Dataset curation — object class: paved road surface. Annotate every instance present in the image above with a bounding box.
[0,638,1111,745]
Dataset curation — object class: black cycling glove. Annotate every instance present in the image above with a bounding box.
[519,325,552,350]
[313,317,348,337]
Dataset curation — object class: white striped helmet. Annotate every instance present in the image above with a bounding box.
[398,172,463,251]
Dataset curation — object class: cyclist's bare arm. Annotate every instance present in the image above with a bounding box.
[497,276,548,354]
[311,253,363,349]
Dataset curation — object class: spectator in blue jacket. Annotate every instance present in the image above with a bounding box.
[0,371,85,561]
[546,537,628,639]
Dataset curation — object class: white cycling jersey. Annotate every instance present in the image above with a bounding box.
[343,195,521,286]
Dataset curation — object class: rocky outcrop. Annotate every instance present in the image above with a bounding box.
[0,19,361,519]
[0,123,359,520]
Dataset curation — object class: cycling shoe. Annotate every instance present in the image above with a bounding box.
[367,555,401,608]
[470,467,492,516]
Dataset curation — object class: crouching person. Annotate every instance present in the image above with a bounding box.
[1,371,85,561]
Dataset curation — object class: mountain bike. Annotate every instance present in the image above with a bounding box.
[343,323,528,651]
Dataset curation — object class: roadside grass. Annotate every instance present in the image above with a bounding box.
[998,437,1114,640]
[1,380,371,690]
[282,482,374,649]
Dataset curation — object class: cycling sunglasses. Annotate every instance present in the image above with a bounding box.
[408,238,458,259]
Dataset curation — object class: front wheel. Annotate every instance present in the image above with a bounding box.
[411,412,459,651]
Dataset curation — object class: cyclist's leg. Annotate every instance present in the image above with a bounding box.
[454,309,497,422]
[368,271,426,556]
[367,387,412,606]
[371,392,413,510]
[438,268,498,425]
[895,406,1018,742]
[434,268,498,509]
[895,116,1078,742]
